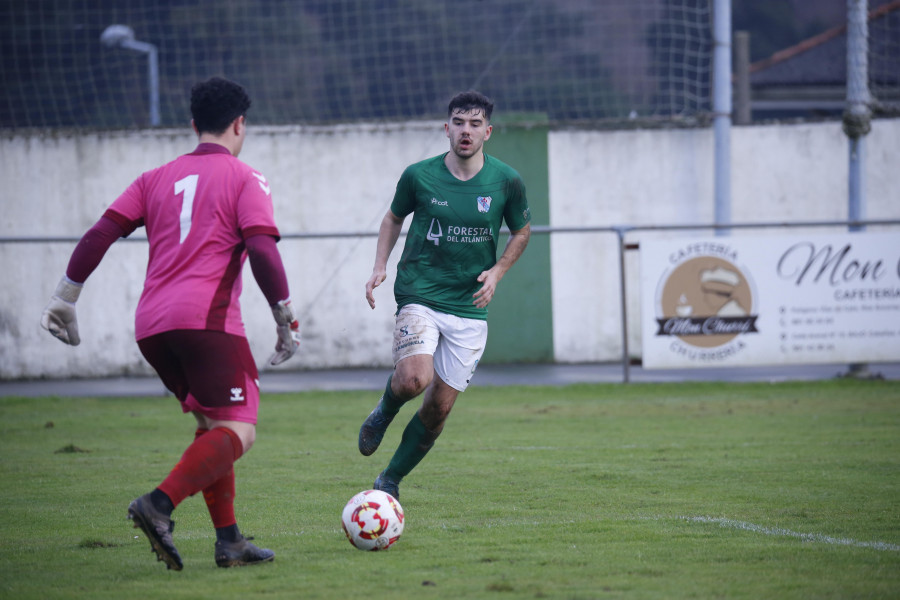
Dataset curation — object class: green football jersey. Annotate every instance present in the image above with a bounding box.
[390,153,531,319]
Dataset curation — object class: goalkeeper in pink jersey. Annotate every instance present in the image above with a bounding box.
[40,77,300,570]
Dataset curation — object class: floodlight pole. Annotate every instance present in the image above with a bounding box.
[100,25,160,127]
[712,0,732,235]
[123,38,160,127]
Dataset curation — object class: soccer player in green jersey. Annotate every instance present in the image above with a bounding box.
[360,90,532,500]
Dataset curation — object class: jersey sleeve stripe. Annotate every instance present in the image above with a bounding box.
[102,208,143,236]
[242,225,281,242]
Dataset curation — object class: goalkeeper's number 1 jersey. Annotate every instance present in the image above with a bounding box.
[390,153,531,320]
[105,143,280,340]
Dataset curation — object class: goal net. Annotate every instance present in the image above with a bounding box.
[1,0,719,129]
[869,0,900,113]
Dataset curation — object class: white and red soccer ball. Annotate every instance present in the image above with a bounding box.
[341,489,404,551]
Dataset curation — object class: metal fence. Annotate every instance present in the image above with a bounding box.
[7,218,899,382]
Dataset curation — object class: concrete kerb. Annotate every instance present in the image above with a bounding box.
[1,362,898,398]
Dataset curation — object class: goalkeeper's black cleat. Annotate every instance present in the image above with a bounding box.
[358,403,396,456]
[374,471,401,501]
[127,493,183,571]
[215,536,275,568]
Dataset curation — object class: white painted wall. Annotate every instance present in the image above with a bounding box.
[549,119,900,363]
[1,122,449,379]
[2,118,898,378]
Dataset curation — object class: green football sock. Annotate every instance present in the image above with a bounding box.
[379,374,406,417]
[384,412,440,481]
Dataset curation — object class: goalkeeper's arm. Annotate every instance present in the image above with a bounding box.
[245,234,300,365]
[41,216,125,345]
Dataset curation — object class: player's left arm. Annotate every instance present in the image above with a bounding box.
[245,233,300,366]
[473,223,531,309]
[238,169,300,365]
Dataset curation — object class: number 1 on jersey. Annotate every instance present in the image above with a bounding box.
[174,174,199,243]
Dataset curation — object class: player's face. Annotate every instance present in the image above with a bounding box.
[445,108,492,160]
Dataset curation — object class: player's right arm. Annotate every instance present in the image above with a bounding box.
[41,215,127,345]
[365,210,405,309]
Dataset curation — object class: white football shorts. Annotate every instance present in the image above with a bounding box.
[392,303,488,392]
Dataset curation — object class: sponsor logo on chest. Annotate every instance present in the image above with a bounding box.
[429,195,494,213]
[424,194,496,246]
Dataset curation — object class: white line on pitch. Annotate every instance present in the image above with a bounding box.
[680,516,900,552]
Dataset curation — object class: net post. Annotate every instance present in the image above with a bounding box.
[615,226,631,384]
[843,0,876,380]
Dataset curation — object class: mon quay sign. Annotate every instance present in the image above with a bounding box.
[640,232,900,369]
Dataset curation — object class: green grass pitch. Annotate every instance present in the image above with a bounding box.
[1,379,898,599]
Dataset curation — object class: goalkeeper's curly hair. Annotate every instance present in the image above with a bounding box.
[190,77,251,135]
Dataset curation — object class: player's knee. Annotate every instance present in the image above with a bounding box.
[418,404,450,431]
[240,429,256,453]
[393,373,429,399]
[215,422,256,455]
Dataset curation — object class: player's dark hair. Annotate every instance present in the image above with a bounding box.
[190,77,251,135]
[448,90,493,121]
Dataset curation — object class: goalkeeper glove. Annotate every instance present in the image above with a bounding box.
[41,276,83,346]
[269,299,300,366]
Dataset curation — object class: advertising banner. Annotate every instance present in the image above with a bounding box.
[640,231,900,368]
